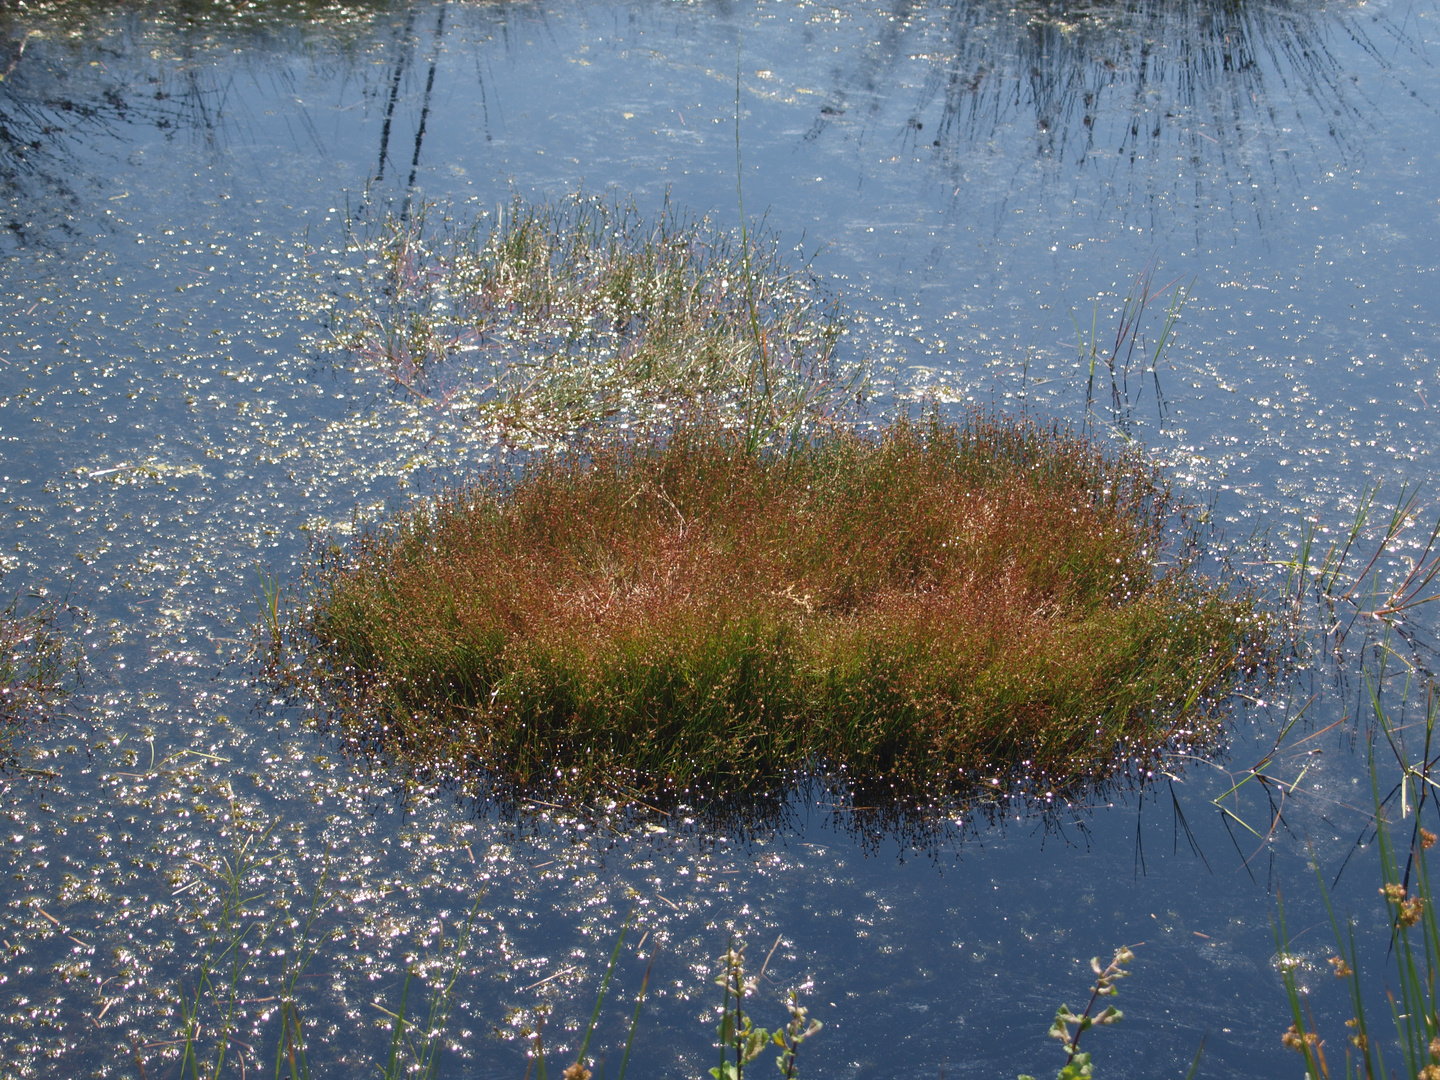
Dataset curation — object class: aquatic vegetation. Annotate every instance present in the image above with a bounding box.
[1272,479,1440,649]
[270,410,1267,806]
[1018,945,1206,1080]
[327,190,859,450]
[0,0,1435,1071]
[1275,671,1440,1080]
[522,911,661,1080]
[145,821,481,1080]
[151,832,819,1080]
[0,582,75,756]
[708,938,822,1080]
[1072,261,1192,437]
[1018,946,1131,1080]
[150,819,1207,1080]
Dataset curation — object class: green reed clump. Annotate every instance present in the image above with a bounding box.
[329,189,858,451]
[274,410,1267,804]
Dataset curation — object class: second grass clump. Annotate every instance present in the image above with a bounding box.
[282,411,1266,803]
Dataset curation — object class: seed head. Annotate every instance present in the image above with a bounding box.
[562,1064,591,1080]
[1421,828,1437,850]
[1381,882,1408,903]
[1281,1024,1319,1053]
[1328,956,1354,978]
[1400,896,1426,928]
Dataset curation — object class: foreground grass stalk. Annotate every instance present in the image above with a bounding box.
[1274,479,1440,646]
[1277,663,1440,1080]
[381,969,414,1079]
[615,945,658,1080]
[1018,946,1137,1080]
[1274,891,1329,1079]
[378,894,482,1080]
[273,857,334,1080]
[1072,263,1191,436]
[273,410,1266,806]
[176,825,279,1080]
[568,907,634,1078]
[708,937,820,1080]
[145,822,481,1080]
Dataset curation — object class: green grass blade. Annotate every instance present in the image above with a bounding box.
[576,909,635,1068]
[1181,1035,1206,1080]
[382,969,415,1080]
[616,945,658,1080]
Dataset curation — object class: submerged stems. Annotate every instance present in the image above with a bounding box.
[0,584,78,753]
[328,188,856,452]
[1073,263,1191,437]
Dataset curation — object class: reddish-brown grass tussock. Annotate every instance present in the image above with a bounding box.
[278,412,1267,805]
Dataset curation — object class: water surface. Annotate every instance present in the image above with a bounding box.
[1,0,1439,1075]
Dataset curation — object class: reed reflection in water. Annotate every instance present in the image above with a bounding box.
[800,0,1390,230]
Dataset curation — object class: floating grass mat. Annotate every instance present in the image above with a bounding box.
[276,413,1268,805]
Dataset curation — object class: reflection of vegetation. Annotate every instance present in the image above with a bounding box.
[0,0,403,40]
[329,191,856,448]
[270,412,1267,808]
[0,0,408,248]
[0,19,130,245]
[808,0,1378,214]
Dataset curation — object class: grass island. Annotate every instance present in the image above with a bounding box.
[273,411,1267,805]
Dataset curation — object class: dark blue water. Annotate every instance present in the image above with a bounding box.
[1,0,1438,1076]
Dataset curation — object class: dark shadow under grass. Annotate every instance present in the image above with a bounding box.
[272,412,1269,807]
